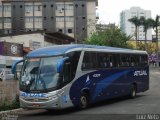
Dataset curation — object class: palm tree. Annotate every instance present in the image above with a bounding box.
[128,17,141,48]
[139,17,154,51]
[152,15,160,65]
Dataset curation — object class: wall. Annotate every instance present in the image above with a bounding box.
[0,81,19,105]
[0,33,44,48]
[87,1,96,37]
[0,42,23,57]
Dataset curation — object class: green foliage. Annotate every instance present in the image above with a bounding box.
[84,27,132,48]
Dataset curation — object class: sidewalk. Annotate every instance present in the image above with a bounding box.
[149,66,160,70]
[0,108,23,120]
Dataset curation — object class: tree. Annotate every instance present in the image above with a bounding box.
[139,17,154,51]
[128,17,141,48]
[152,15,160,65]
[137,41,157,54]
[84,27,132,48]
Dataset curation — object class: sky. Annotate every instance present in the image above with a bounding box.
[97,0,160,25]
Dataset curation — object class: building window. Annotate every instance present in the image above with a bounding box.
[4,17,11,23]
[34,17,42,22]
[0,6,2,12]
[51,4,54,7]
[13,5,16,9]
[56,17,64,22]
[82,17,86,19]
[58,29,63,33]
[75,4,78,7]
[65,17,74,22]
[44,28,47,31]
[56,4,64,10]
[65,4,73,10]
[3,5,11,12]
[4,29,11,34]
[44,17,47,20]
[82,4,85,7]
[68,29,73,33]
[25,5,33,12]
[25,17,33,23]
[43,5,46,8]
[0,18,2,23]
[34,5,42,11]
[20,5,23,8]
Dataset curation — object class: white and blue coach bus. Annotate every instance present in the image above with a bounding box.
[12,44,149,109]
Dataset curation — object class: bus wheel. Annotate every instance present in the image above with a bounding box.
[130,85,137,98]
[79,93,89,109]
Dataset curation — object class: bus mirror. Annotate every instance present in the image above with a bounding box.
[57,57,69,73]
[12,60,24,74]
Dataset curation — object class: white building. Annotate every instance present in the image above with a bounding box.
[120,7,152,41]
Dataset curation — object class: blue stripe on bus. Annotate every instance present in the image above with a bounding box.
[69,69,133,106]
[92,70,130,101]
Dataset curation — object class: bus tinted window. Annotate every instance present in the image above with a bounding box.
[67,51,81,79]
[140,55,148,66]
[82,52,97,70]
[130,55,140,67]
[110,54,120,67]
[120,54,130,67]
[97,53,110,68]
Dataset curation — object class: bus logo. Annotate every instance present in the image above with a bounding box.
[93,74,101,78]
[134,70,147,76]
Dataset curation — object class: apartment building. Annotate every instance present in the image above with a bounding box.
[120,7,152,41]
[0,0,98,42]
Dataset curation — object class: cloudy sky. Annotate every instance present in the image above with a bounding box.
[97,0,160,25]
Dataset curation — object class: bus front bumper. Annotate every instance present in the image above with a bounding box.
[20,97,61,109]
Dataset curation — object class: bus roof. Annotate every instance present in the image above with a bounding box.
[26,44,147,58]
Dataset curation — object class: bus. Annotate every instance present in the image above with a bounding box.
[12,44,149,109]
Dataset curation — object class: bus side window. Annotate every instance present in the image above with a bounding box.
[110,54,120,68]
[82,52,92,70]
[131,55,140,67]
[120,54,130,67]
[66,51,81,81]
[97,53,110,69]
[82,52,97,70]
[140,55,148,66]
[62,60,72,85]
[130,55,135,67]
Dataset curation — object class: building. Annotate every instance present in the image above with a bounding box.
[0,0,98,42]
[0,31,75,50]
[0,41,23,69]
[0,31,75,70]
[120,7,152,41]
[96,23,116,32]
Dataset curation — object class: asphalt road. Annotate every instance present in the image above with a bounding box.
[18,68,160,120]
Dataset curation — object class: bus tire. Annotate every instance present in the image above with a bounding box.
[79,93,89,109]
[130,84,137,98]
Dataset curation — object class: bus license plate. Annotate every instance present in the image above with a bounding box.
[32,104,40,107]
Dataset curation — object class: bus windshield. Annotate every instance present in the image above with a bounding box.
[20,56,63,92]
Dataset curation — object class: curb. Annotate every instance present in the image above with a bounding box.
[0,108,23,115]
